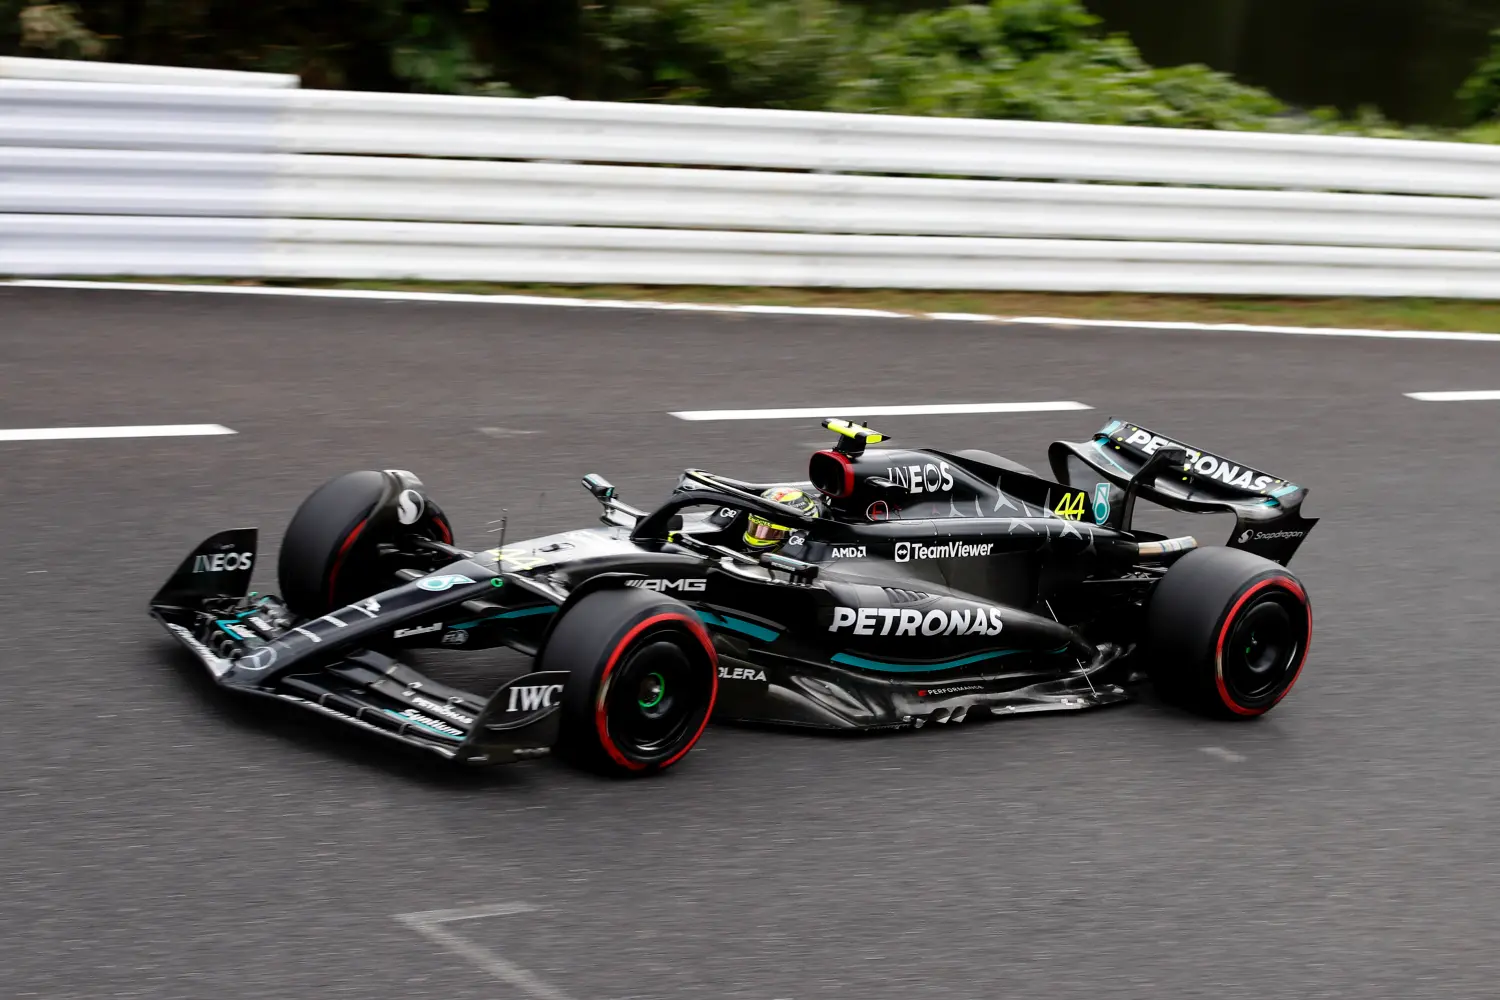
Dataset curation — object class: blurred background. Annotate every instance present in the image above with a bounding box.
[4,0,1500,136]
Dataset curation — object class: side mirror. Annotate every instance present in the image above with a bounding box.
[581,474,616,501]
[759,550,819,583]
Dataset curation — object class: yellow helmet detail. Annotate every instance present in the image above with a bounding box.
[743,486,819,550]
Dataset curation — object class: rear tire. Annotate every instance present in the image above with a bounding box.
[1147,547,1311,718]
[544,588,719,776]
[277,470,452,619]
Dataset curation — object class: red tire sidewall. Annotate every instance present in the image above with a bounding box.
[1213,575,1312,716]
[593,611,719,771]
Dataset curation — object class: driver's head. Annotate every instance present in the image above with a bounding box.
[743,486,820,551]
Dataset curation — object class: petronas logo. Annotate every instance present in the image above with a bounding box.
[1093,483,1111,524]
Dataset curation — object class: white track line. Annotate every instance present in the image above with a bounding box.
[395,902,573,1000]
[0,423,235,442]
[6,279,1499,343]
[4,279,904,319]
[1405,390,1500,401]
[672,401,1090,421]
[1004,315,1500,343]
[398,902,539,924]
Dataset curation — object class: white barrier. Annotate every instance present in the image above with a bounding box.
[278,89,1500,199]
[8,80,1500,195]
[2,75,1498,296]
[7,216,1500,298]
[0,57,298,88]
[0,81,285,152]
[1,215,266,275]
[7,147,1500,251]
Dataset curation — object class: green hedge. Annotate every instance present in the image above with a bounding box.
[7,0,1500,140]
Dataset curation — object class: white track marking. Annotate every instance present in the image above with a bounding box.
[1005,315,1500,343]
[927,312,1000,322]
[399,902,537,925]
[1200,746,1247,763]
[8,280,1499,343]
[0,423,235,442]
[672,401,1090,421]
[395,902,574,1000]
[1404,390,1500,401]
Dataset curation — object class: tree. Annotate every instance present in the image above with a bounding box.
[1457,27,1500,123]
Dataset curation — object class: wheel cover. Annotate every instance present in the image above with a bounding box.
[1217,580,1310,712]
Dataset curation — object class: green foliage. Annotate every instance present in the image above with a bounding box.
[3,0,1499,144]
[831,1,1283,129]
[0,0,508,93]
[600,0,858,109]
[7,2,103,59]
[597,0,1287,130]
[1457,28,1500,124]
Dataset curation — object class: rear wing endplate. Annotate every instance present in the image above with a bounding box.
[1049,419,1317,566]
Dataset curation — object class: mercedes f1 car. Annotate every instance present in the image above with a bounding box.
[150,418,1315,776]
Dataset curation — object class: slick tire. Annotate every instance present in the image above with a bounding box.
[544,587,719,776]
[278,470,452,619]
[1147,547,1311,718]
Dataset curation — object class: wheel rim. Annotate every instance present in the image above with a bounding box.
[637,672,667,711]
[606,634,712,762]
[1220,591,1304,707]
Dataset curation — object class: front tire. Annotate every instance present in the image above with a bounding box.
[1147,547,1311,718]
[277,470,452,618]
[543,588,719,776]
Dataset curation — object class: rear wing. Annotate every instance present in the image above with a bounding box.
[1048,419,1317,566]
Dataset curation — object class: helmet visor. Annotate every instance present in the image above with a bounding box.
[744,515,789,546]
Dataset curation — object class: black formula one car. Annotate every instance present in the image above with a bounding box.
[151,418,1316,776]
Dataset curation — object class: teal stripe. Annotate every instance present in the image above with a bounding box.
[696,610,780,643]
[831,649,1024,673]
[1270,484,1299,497]
[1091,440,1130,473]
[720,615,780,642]
[449,604,559,630]
[382,709,463,740]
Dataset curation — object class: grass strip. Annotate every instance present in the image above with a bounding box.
[48,277,1500,334]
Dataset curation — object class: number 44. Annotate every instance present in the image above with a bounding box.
[1053,492,1088,520]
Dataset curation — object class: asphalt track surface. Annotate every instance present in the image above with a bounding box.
[3,285,1499,1000]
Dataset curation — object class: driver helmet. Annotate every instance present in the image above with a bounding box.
[744,486,819,550]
